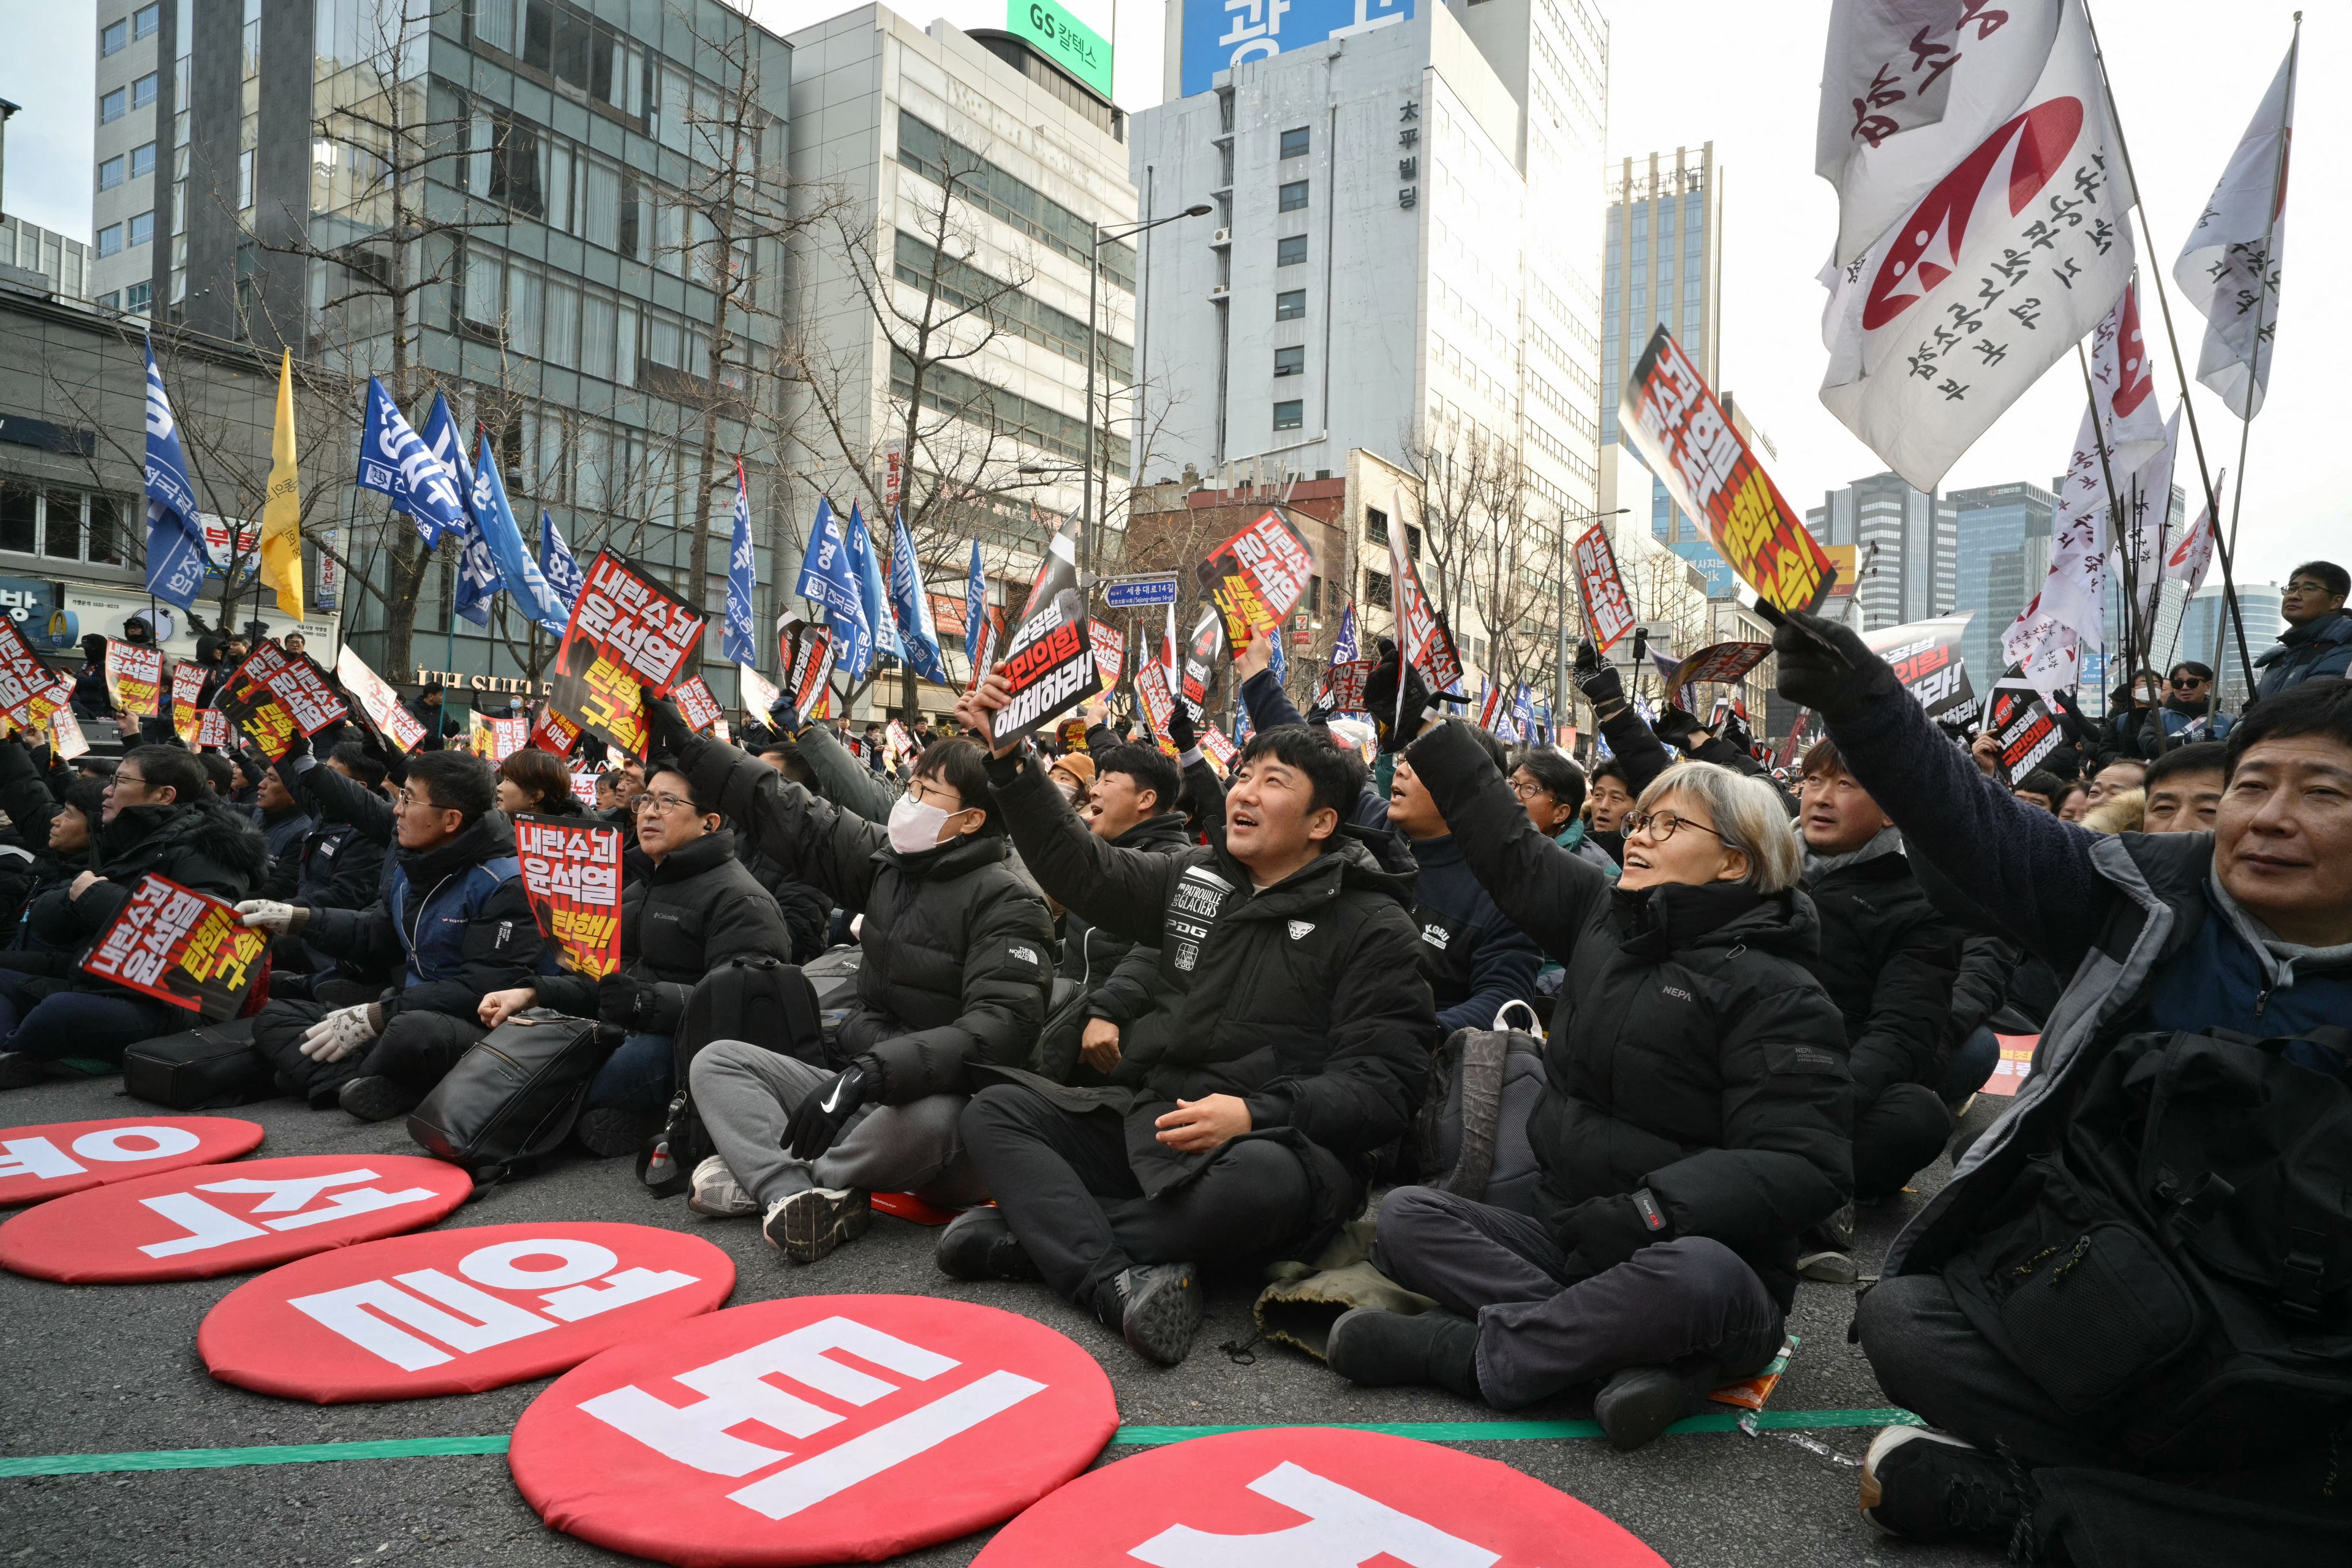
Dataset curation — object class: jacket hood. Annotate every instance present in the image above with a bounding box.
[1109,810,1193,854]
[881,828,1011,881]
[646,826,737,883]
[1615,879,1820,961]
[395,808,517,885]
[1220,826,1419,914]
[100,798,271,886]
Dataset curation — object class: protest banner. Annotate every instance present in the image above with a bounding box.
[1572,524,1638,652]
[105,640,164,717]
[170,662,207,744]
[0,617,62,731]
[265,654,348,736]
[1198,509,1317,649]
[1665,642,1772,709]
[1199,728,1238,774]
[197,709,229,748]
[514,814,623,979]
[1388,521,1464,696]
[1619,325,1837,614]
[786,625,833,712]
[486,715,527,761]
[568,771,599,808]
[1088,620,1125,692]
[1179,603,1223,721]
[335,646,428,752]
[1134,660,1177,741]
[737,663,782,720]
[570,552,706,696]
[529,704,581,756]
[213,656,301,761]
[81,873,271,1021]
[1981,1034,2040,1098]
[469,714,494,757]
[1313,658,1376,715]
[987,535,1099,748]
[49,708,89,761]
[548,626,650,760]
[1985,680,2062,777]
[1863,613,1977,726]
[673,674,723,734]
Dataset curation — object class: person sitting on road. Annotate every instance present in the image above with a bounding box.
[1773,613,2352,1566]
[946,671,1437,1369]
[1324,698,1850,1454]
[1384,719,1543,1037]
[480,761,794,1158]
[648,699,1052,1265]
[0,734,102,948]
[242,751,546,1121]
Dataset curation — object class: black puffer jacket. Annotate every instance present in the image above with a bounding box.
[538,827,793,1032]
[1797,831,1961,1098]
[1406,720,1852,1311]
[0,739,71,932]
[986,749,1435,1237]
[29,794,271,992]
[1040,809,1194,1081]
[677,736,1053,1105]
[279,750,394,848]
[737,838,834,965]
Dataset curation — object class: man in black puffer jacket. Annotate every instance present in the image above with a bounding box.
[1325,715,1850,1451]
[1385,719,1542,1035]
[652,701,1052,1268]
[739,737,840,963]
[0,745,269,1085]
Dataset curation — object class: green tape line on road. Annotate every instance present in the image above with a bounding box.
[0,1408,1922,1479]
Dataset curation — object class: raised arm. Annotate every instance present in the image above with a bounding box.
[672,730,886,913]
[279,745,394,847]
[984,749,1185,947]
[793,720,900,823]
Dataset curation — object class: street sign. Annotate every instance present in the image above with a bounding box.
[1101,575,1178,609]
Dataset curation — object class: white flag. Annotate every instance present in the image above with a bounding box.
[2003,403,2115,696]
[1815,0,2066,268]
[2173,42,2296,420]
[2117,406,2180,641]
[2088,277,2166,477]
[2005,601,2081,700]
[2163,476,2220,596]
[1820,0,2134,492]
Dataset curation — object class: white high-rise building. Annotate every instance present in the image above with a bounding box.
[1131,0,1606,530]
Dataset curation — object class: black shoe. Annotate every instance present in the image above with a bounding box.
[575,1108,663,1158]
[764,1187,871,1264]
[1097,1262,1202,1366]
[1859,1425,2033,1546]
[0,1051,47,1090]
[933,1208,1042,1282]
[338,1075,422,1123]
[1592,1362,1715,1451]
[1325,1308,1481,1400]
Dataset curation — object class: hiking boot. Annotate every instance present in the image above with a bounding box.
[1325,1308,1481,1400]
[338,1075,421,1123]
[576,1108,663,1158]
[0,1051,47,1090]
[1859,1425,2033,1546]
[1095,1262,1203,1365]
[933,1207,1042,1282]
[764,1187,870,1264]
[687,1155,755,1218]
[1592,1362,1716,1451]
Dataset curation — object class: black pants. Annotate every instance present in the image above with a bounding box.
[960,1082,1315,1304]
[255,1000,488,1103]
[1372,1185,1784,1410]
[1852,1081,1954,1201]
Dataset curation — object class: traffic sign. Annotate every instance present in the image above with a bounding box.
[1101,575,1178,609]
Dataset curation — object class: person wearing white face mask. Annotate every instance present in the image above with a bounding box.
[643,697,1055,1265]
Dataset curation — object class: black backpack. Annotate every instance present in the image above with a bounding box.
[1413,1001,1548,1215]
[407,1010,616,1180]
[638,955,825,1196]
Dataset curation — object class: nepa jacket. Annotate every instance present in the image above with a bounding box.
[678,735,1053,1104]
[1798,832,1961,1099]
[1406,720,1852,1311]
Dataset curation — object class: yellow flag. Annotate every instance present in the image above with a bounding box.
[258,350,304,620]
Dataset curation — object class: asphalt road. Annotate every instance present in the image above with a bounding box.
[0,1071,2003,1568]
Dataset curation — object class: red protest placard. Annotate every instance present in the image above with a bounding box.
[1180,603,1222,721]
[673,675,723,734]
[530,704,582,756]
[1666,641,1771,697]
[170,662,208,745]
[197,709,229,748]
[548,626,650,761]
[1134,660,1176,741]
[514,814,622,978]
[1088,620,1125,692]
[1621,326,1836,615]
[1573,524,1638,652]
[1199,728,1238,773]
[0,617,60,729]
[485,715,527,762]
[105,641,164,717]
[81,873,271,1021]
[49,708,89,761]
[1986,680,2062,777]
[265,654,349,736]
[215,677,300,760]
[786,627,832,712]
[1313,658,1375,714]
[737,663,782,719]
[335,645,427,752]
[1863,613,1977,726]
[989,564,1101,750]
[1389,524,1464,696]
[571,552,706,696]
[1199,509,1316,649]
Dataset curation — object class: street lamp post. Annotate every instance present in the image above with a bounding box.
[1081,202,1213,576]
[1549,505,1629,746]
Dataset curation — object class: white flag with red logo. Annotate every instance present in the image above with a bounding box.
[2089,277,2166,477]
[2173,41,2296,420]
[1815,0,2066,267]
[2163,480,2220,596]
[1820,0,2133,492]
[2003,404,2115,689]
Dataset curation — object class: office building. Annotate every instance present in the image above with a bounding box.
[2179,579,2283,711]
[1804,472,1954,632]
[1947,481,2056,685]
[86,1,166,314]
[2,216,92,301]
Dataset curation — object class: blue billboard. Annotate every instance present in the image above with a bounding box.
[1179,0,1413,98]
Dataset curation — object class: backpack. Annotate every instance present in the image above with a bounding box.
[407,1010,614,1180]
[638,954,826,1197]
[1413,1000,1548,1215]
[123,1019,271,1110]
[1946,1025,2352,1472]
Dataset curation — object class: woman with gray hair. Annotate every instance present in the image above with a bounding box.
[1325,728,1851,1453]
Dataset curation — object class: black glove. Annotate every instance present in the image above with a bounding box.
[783,1060,873,1161]
[1361,647,1433,753]
[1164,692,1198,755]
[597,971,650,1030]
[644,695,694,755]
[1557,1190,1668,1272]
[1572,638,1600,681]
[282,727,312,762]
[1574,654,1626,714]
[767,695,802,736]
[1721,709,1754,755]
[1653,706,1704,750]
[1770,609,1898,723]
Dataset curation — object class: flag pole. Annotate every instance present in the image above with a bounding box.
[2074,343,2163,755]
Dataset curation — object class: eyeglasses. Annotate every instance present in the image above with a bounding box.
[1626,809,1724,845]
[395,787,452,812]
[634,791,698,816]
[1509,779,1553,801]
[108,771,145,793]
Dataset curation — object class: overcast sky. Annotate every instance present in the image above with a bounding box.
[8,1,2332,585]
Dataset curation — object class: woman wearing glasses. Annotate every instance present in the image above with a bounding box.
[1325,720,1850,1454]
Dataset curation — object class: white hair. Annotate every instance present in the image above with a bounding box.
[1633,761,1803,894]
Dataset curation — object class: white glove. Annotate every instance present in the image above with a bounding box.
[296,1004,379,1063]
[236,899,306,935]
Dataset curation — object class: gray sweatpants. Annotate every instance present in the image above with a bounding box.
[687,1041,987,1210]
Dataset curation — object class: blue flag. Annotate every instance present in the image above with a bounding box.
[1512,683,1537,743]
[141,341,208,611]
[418,395,497,626]
[1269,627,1288,684]
[844,503,899,675]
[794,498,864,664]
[1332,603,1360,665]
[886,509,949,685]
[965,540,987,664]
[469,434,567,636]
[723,466,758,668]
[540,509,585,614]
[355,377,467,548]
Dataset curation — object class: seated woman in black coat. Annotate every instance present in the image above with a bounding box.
[1327,730,1853,1453]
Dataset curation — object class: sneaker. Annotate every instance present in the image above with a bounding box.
[0,1051,47,1090]
[1325,1308,1481,1400]
[687,1155,756,1218]
[1859,1425,2032,1545]
[1591,1363,1713,1451]
[933,1207,1042,1282]
[1796,1245,1858,1284]
[763,1187,871,1264]
[1826,1202,1856,1247]
[576,1108,663,1158]
[338,1075,421,1123]
[1098,1262,1204,1366]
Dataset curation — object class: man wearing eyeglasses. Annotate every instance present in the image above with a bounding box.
[2253,560,2351,702]
[243,750,546,1121]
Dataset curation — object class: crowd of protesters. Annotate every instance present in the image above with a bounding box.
[0,556,2343,1567]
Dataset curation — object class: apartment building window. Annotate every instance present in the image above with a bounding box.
[1274,345,1303,378]
[1275,288,1305,321]
[237,150,254,209]
[102,19,129,55]
[130,143,157,179]
[1305,574,1322,612]
[99,156,126,192]
[97,225,124,258]
[1273,399,1303,432]
[1279,179,1308,212]
[100,89,127,124]
[134,4,160,38]
[129,211,155,247]
[1365,507,1389,545]
[1280,126,1310,159]
[126,281,153,312]
[1277,234,1306,267]
[0,486,127,566]
[132,72,159,109]
[1365,568,1392,608]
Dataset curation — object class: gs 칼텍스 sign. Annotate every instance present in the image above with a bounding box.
[1010,0,1112,100]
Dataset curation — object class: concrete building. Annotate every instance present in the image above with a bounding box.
[2179,579,2282,711]
[2,216,92,302]
[1947,480,2055,687]
[86,1,167,314]
[1805,472,1955,632]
